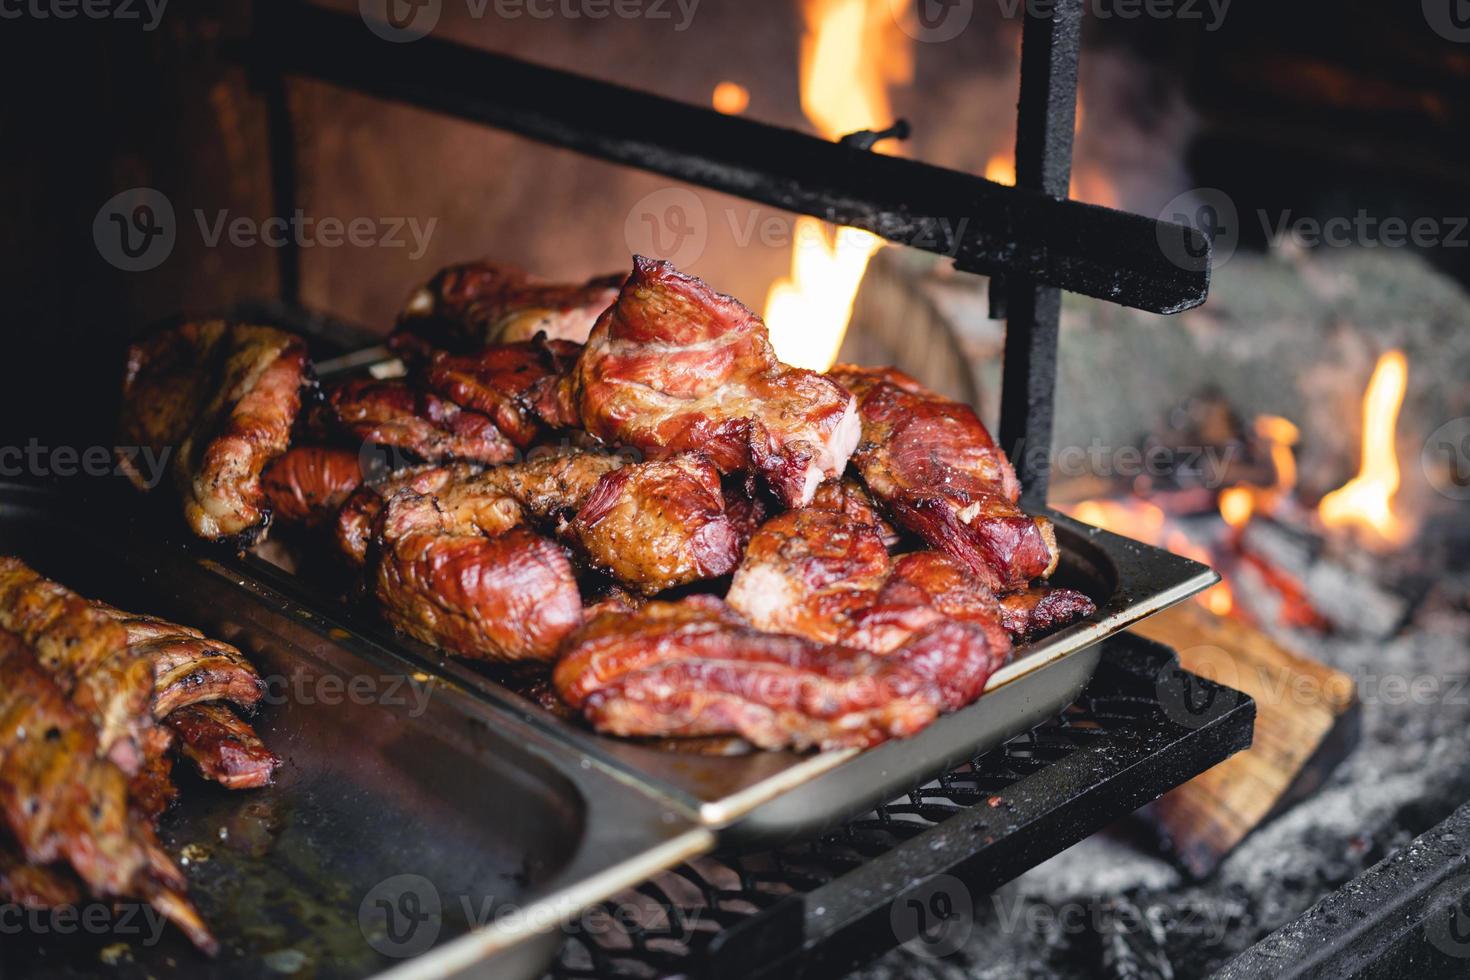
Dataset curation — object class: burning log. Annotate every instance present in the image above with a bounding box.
[1134,603,1359,879]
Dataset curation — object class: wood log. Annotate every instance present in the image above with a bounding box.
[1133,603,1359,878]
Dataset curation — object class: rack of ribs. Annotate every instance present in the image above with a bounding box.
[117,321,309,544]
[572,257,859,507]
[828,364,1059,592]
[0,629,216,953]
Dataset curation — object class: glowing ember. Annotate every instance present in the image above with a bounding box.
[764,0,911,371]
[1318,351,1409,542]
[711,81,749,115]
[1219,486,1255,528]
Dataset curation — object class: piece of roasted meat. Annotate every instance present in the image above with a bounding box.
[0,629,217,953]
[998,585,1098,639]
[423,337,583,446]
[566,454,742,596]
[374,493,582,663]
[829,364,1058,592]
[326,378,516,467]
[335,462,484,566]
[118,321,308,544]
[393,261,621,353]
[0,557,157,774]
[553,596,1005,751]
[165,703,278,791]
[572,257,859,507]
[261,446,365,527]
[726,508,892,644]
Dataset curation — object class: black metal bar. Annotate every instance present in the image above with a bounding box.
[1000,0,1086,509]
[244,1,1209,316]
[1216,801,1470,979]
[257,61,301,307]
[547,635,1256,979]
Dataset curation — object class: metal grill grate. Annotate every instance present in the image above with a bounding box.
[548,634,1254,980]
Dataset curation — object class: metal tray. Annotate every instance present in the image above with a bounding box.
[228,496,1217,843]
[0,484,712,979]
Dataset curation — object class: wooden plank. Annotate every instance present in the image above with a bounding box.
[1133,603,1359,877]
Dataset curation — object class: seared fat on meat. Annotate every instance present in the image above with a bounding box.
[829,364,1059,591]
[393,261,622,352]
[553,596,1005,752]
[118,321,308,544]
[572,257,859,507]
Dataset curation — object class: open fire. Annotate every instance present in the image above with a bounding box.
[762,0,911,371]
[1064,350,1413,627]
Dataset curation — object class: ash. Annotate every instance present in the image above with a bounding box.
[850,245,1470,980]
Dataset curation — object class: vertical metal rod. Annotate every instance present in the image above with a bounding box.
[998,0,1084,509]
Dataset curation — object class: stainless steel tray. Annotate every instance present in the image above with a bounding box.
[0,484,712,979]
[229,500,1218,844]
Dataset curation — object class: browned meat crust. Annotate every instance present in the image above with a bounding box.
[375,494,582,663]
[423,338,584,446]
[998,586,1098,639]
[0,629,215,953]
[261,446,365,527]
[553,597,1004,751]
[392,261,621,353]
[327,378,516,466]
[0,558,156,774]
[572,257,859,507]
[829,364,1058,591]
[165,703,279,791]
[335,463,484,566]
[118,321,308,544]
[567,454,741,595]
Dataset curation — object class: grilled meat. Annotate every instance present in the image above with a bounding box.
[0,558,155,774]
[327,378,516,467]
[572,257,859,507]
[261,446,365,527]
[849,552,1014,656]
[166,703,279,790]
[0,842,82,909]
[553,596,1003,751]
[726,508,892,644]
[829,364,1058,592]
[0,629,216,953]
[375,493,582,663]
[118,321,307,543]
[393,261,621,353]
[128,751,179,824]
[335,462,483,565]
[809,477,900,548]
[998,585,1097,639]
[424,337,583,446]
[567,454,741,595]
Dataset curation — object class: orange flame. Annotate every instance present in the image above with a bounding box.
[1318,351,1409,542]
[764,0,911,371]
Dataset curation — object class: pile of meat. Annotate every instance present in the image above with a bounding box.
[117,256,1093,752]
[0,557,277,953]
